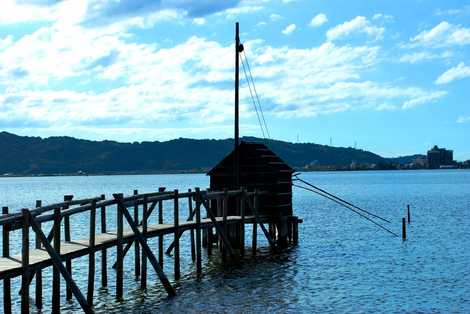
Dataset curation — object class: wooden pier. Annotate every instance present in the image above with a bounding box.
[0,187,301,313]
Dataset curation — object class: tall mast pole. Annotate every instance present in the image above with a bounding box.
[234,22,240,188]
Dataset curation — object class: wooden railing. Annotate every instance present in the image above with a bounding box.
[0,187,300,314]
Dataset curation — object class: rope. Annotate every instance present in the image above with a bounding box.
[293,175,391,224]
[240,50,266,139]
[242,51,271,139]
[293,183,399,237]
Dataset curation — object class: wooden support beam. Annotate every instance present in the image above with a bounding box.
[3,206,12,314]
[116,193,124,301]
[252,222,257,257]
[133,189,140,280]
[52,207,61,314]
[21,209,30,314]
[243,190,278,252]
[141,197,148,290]
[158,187,165,267]
[222,189,228,262]
[293,219,298,245]
[112,194,176,297]
[28,210,93,314]
[188,189,196,262]
[173,189,180,280]
[35,200,43,310]
[100,194,107,288]
[240,189,245,257]
[87,200,96,306]
[195,188,202,275]
[64,195,73,301]
[199,198,236,260]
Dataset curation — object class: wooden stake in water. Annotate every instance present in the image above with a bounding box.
[402,217,406,241]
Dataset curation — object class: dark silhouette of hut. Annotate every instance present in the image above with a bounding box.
[207,141,294,217]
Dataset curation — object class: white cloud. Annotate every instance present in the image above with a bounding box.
[309,13,328,27]
[0,19,446,139]
[270,13,282,22]
[457,116,470,124]
[435,62,470,85]
[326,16,385,41]
[399,51,452,63]
[193,17,206,25]
[372,13,393,21]
[282,24,296,35]
[410,21,470,47]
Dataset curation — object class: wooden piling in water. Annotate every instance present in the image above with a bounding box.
[188,189,196,262]
[222,190,228,262]
[195,188,202,275]
[402,217,406,240]
[35,200,43,310]
[87,200,96,306]
[100,194,107,288]
[293,219,298,245]
[52,206,61,313]
[21,209,30,314]
[141,197,148,290]
[133,189,140,280]
[240,189,245,257]
[158,187,165,267]
[64,195,73,301]
[174,189,180,280]
[2,206,11,314]
[116,193,124,301]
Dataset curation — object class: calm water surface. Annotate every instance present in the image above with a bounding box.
[0,170,469,313]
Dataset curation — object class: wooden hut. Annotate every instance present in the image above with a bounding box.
[207,141,294,217]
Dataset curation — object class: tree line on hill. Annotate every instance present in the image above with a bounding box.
[0,131,431,176]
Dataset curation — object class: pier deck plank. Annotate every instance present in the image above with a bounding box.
[0,216,256,279]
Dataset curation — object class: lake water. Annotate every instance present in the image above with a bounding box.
[1,170,469,313]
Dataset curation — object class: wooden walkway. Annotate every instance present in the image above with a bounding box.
[0,187,301,314]
[0,216,258,278]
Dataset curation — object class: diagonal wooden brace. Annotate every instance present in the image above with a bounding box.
[113,194,176,297]
[242,191,278,252]
[198,196,236,260]
[26,210,94,314]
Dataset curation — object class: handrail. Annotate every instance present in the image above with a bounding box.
[0,188,264,228]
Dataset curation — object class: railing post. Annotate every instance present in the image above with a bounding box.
[240,189,245,257]
[252,191,258,257]
[116,193,124,301]
[158,187,165,267]
[87,200,96,306]
[52,207,61,314]
[34,200,43,310]
[21,209,30,314]
[2,206,11,314]
[141,197,148,290]
[195,188,202,275]
[222,189,228,262]
[100,194,108,288]
[133,189,140,280]
[63,195,73,301]
[188,189,196,262]
[173,189,180,280]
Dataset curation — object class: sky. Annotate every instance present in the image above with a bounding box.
[0,0,469,160]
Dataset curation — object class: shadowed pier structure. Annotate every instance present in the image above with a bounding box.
[0,187,301,313]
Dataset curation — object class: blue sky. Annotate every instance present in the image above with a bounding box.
[0,0,469,159]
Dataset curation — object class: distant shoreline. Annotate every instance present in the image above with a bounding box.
[1,167,467,179]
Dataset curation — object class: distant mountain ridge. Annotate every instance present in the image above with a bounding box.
[0,132,418,175]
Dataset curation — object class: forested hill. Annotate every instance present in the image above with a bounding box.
[0,132,411,175]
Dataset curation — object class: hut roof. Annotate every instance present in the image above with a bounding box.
[207,141,294,176]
